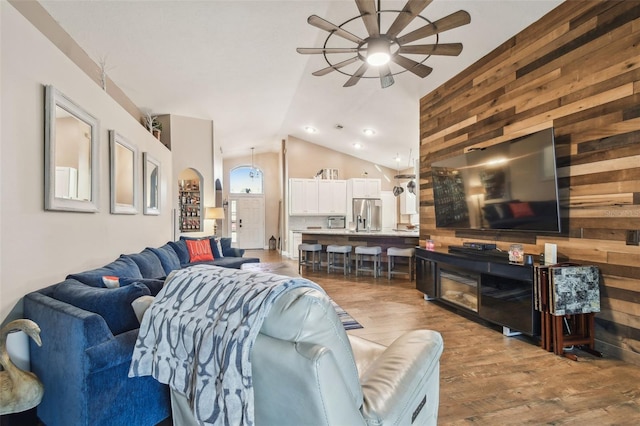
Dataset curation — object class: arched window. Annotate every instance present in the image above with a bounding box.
[230,166,263,194]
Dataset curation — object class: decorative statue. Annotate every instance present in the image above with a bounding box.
[0,319,44,414]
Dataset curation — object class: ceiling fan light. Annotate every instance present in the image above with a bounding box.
[362,128,376,136]
[366,38,391,66]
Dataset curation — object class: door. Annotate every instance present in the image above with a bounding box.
[230,196,265,249]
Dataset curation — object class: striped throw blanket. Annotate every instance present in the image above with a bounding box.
[128,264,322,425]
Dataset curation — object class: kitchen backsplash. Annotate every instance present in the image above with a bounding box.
[289,216,336,230]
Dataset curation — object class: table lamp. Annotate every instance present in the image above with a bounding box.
[205,207,225,236]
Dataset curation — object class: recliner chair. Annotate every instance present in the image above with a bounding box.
[171,286,444,425]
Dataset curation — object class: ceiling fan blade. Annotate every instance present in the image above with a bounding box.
[343,62,369,87]
[379,64,395,88]
[297,47,359,54]
[397,10,471,45]
[355,0,379,37]
[398,43,463,56]
[386,0,433,39]
[308,15,364,45]
[312,57,360,76]
[392,55,433,78]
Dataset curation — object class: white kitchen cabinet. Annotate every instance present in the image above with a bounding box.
[349,178,381,198]
[289,231,302,259]
[289,178,319,215]
[318,180,347,214]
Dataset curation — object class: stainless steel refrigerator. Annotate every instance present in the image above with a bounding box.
[352,198,382,231]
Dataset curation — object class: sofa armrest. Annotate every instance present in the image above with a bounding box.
[359,330,443,426]
[223,247,245,257]
[25,291,114,349]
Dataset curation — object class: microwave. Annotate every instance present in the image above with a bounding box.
[328,216,346,229]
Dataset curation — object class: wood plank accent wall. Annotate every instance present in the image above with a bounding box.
[419,0,640,365]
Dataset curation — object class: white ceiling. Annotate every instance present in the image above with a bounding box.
[39,0,563,170]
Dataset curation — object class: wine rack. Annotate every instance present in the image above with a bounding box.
[179,179,201,232]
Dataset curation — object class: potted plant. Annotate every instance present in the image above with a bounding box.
[151,118,162,140]
[142,113,162,140]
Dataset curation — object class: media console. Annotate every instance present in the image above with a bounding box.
[416,247,540,336]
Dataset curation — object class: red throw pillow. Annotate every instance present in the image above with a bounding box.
[509,202,535,218]
[186,239,214,262]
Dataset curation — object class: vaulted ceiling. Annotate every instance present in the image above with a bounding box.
[40,0,563,169]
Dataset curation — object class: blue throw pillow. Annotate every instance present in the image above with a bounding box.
[168,240,189,264]
[220,237,232,255]
[123,249,166,279]
[148,244,181,274]
[179,236,222,259]
[67,256,142,288]
[52,279,150,335]
[119,277,165,296]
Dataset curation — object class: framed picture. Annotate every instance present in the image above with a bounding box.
[44,85,100,212]
[143,152,161,215]
[109,130,138,214]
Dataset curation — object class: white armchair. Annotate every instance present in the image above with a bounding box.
[171,286,444,425]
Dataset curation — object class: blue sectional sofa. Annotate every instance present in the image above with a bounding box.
[24,237,258,426]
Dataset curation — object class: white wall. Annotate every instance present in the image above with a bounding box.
[170,115,215,238]
[0,1,173,341]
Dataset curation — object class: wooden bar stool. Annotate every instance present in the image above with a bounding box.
[326,245,352,275]
[387,247,415,281]
[355,246,382,278]
[298,243,322,273]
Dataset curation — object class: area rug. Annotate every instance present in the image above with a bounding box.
[331,299,363,331]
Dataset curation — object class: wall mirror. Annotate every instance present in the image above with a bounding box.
[45,85,99,212]
[109,130,138,214]
[143,152,161,215]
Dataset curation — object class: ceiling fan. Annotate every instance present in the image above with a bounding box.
[297,0,470,88]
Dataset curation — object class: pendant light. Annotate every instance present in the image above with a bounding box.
[249,147,260,179]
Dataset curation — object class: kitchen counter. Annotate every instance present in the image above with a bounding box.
[296,229,420,255]
[292,229,419,237]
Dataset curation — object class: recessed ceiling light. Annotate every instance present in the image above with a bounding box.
[304,126,317,133]
[353,143,362,149]
[363,128,376,136]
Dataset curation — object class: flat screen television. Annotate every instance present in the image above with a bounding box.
[431,128,561,232]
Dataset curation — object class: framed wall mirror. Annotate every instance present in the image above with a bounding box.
[109,130,138,214]
[143,152,161,215]
[45,85,99,212]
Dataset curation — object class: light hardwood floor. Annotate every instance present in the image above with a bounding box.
[248,249,640,425]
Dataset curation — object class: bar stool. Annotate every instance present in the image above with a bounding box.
[387,247,415,281]
[326,245,352,275]
[298,243,322,273]
[355,246,382,278]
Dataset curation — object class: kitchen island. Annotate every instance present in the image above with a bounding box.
[297,229,420,260]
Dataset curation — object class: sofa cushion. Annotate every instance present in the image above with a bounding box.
[180,236,222,259]
[168,240,190,264]
[68,256,142,288]
[52,279,150,335]
[185,239,214,262]
[220,237,244,257]
[148,244,181,275]
[123,249,166,279]
[119,277,165,296]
